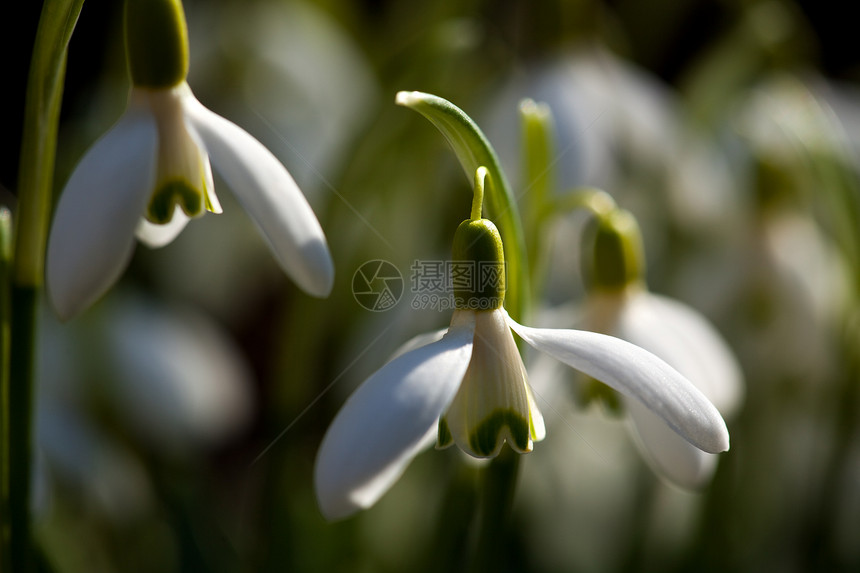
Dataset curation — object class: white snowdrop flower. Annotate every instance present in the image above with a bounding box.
[46,0,333,320]
[315,215,729,520]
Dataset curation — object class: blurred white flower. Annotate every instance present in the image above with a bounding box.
[585,288,744,488]
[46,0,334,321]
[571,206,744,488]
[101,293,255,454]
[35,291,255,518]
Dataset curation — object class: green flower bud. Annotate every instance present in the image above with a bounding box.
[125,0,189,88]
[581,209,645,292]
[451,218,505,310]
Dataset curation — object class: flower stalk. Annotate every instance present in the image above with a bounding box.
[3,1,85,571]
[519,98,555,286]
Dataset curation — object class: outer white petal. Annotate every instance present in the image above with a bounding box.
[608,292,742,488]
[314,312,475,520]
[135,206,190,248]
[618,292,743,415]
[526,384,546,442]
[505,310,729,454]
[445,309,537,457]
[46,107,157,320]
[387,327,447,361]
[624,398,717,488]
[182,93,334,297]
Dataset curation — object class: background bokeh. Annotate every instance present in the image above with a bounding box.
[2,0,859,571]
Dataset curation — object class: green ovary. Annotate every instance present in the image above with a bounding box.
[146,179,203,224]
[125,0,189,88]
[468,409,530,456]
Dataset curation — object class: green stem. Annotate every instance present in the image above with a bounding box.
[546,187,617,222]
[471,167,487,221]
[14,0,84,287]
[470,446,520,573]
[1,209,12,573]
[519,98,555,284]
[5,1,85,571]
[6,287,38,573]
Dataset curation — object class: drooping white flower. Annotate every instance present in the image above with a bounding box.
[314,217,729,520]
[578,207,743,488]
[587,288,743,488]
[35,289,255,520]
[46,0,333,320]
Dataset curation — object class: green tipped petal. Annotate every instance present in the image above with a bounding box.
[146,179,202,223]
[436,416,453,449]
[445,309,542,458]
[140,86,220,226]
[125,0,189,88]
[469,409,531,456]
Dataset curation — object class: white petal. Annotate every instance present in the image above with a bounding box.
[182,92,334,297]
[505,310,729,454]
[445,309,536,457]
[135,206,190,248]
[145,85,221,219]
[618,292,743,416]
[46,107,157,320]
[526,384,546,442]
[314,312,475,520]
[103,293,254,452]
[626,398,717,488]
[387,327,447,361]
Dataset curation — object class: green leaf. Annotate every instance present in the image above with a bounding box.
[14,0,85,287]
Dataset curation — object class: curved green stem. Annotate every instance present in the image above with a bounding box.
[395,91,530,322]
[545,187,617,222]
[4,1,85,571]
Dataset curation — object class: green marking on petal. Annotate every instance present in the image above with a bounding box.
[468,409,530,456]
[146,179,203,224]
[436,416,453,449]
[203,189,218,213]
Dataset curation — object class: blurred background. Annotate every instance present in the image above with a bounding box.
[2,0,859,571]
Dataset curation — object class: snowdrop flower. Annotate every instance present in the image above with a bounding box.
[34,289,254,518]
[46,0,333,320]
[315,185,729,520]
[579,207,743,488]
